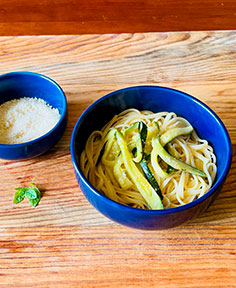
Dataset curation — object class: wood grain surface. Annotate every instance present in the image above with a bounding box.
[0,0,236,35]
[0,31,236,287]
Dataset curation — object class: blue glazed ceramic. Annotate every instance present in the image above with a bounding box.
[0,72,67,160]
[70,86,232,230]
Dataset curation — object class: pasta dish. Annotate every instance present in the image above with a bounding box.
[80,109,217,209]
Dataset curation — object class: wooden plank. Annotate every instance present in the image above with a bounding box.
[0,226,236,287]
[0,0,236,35]
[0,31,235,287]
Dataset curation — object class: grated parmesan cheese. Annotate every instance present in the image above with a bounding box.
[0,97,61,144]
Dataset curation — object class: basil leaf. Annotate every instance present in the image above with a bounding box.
[15,187,26,191]
[32,186,41,197]
[25,188,37,200]
[28,186,41,207]
[13,183,42,207]
[28,198,40,207]
[13,188,26,204]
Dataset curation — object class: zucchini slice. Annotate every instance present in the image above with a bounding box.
[140,158,163,200]
[152,135,207,178]
[125,121,148,163]
[160,126,193,146]
[96,129,116,166]
[115,130,163,210]
[113,155,133,189]
[96,140,107,166]
[151,140,170,179]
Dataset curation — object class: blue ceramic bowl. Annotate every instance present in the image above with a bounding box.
[71,86,232,230]
[0,72,67,160]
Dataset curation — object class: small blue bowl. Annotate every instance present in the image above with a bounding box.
[0,72,67,160]
[71,86,232,230]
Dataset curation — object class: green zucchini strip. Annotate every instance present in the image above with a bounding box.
[140,158,163,200]
[96,129,116,166]
[113,155,133,189]
[152,135,207,178]
[140,121,148,152]
[160,124,193,174]
[124,121,140,135]
[149,123,170,179]
[115,130,163,210]
[160,126,193,146]
[125,121,148,163]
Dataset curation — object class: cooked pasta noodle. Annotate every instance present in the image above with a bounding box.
[80,109,217,209]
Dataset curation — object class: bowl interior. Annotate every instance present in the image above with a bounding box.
[73,86,231,191]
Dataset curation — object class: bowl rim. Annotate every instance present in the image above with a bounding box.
[0,71,67,147]
[71,85,232,215]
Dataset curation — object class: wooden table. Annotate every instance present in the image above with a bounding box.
[0,0,236,35]
[0,31,235,287]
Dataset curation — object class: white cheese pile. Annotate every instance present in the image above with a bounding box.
[0,97,61,144]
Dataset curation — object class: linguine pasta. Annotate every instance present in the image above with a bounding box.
[80,109,217,209]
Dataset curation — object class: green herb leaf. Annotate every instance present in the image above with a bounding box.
[28,197,41,207]
[13,182,41,207]
[13,188,26,204]
[25,188,37,199]
[28,186,41,207]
